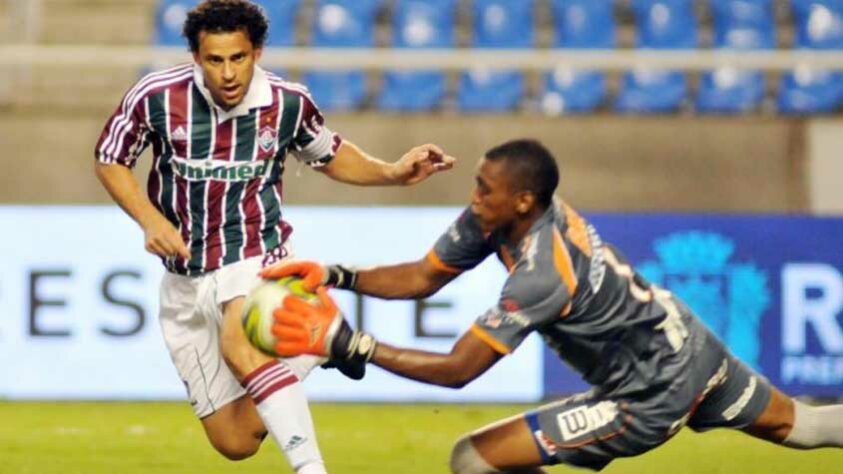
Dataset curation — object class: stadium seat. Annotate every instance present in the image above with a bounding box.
[778,0,843,113]
[303,0,382,110]
[155,1,300,46]
[541,0,615,114]
[377,0,456,111]
[616,0,697,113]
[696,0,774,113]
[457,0,534,112]
[154,0,198,46]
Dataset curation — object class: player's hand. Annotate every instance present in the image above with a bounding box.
[272,287,377,364]
[391,144,456,186]
[260,261,358,292]
[142,213,190,260]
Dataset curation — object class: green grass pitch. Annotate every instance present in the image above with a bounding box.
[1,402,840,473]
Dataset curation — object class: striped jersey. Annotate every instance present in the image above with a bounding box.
[96,64,342,276]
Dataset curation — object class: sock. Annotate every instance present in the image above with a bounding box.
[242,360,327,474]
[783,400,843,449]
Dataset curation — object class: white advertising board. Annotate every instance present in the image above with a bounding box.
[0,206,543,402]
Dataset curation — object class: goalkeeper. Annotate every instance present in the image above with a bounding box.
[263,139,843,473]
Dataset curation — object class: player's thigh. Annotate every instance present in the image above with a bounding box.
[687,354,776,434]
[201,395,267,459]
[159,273,249,420]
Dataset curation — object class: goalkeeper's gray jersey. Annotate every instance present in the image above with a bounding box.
[428,201,711,395]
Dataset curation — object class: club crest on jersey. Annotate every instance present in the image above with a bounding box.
[258,126,277,153]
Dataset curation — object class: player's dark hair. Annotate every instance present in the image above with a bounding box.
[183,0,269,53]
[485,139,560,208]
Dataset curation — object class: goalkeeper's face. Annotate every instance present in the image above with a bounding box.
[470,158,520,234]
[193,29,263,111]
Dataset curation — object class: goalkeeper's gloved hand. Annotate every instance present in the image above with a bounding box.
[272,287,377,366]
[260,261,358,292]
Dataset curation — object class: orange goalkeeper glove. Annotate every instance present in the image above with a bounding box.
[260,261,358,292]
[272,287,377,365]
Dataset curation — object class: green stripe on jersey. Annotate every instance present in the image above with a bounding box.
[276,91,300,151]
[187,85,212,273]
[222,111,257,266]
[147,91,178,225]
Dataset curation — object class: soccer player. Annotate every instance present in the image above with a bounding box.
[93,1,454,473]
[264,139,843,473]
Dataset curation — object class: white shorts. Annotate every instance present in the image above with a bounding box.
[158,251,323,418]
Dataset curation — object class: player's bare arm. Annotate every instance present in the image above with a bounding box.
[372,330,501,388]
[261,256,455,297]
[94,162,190,259]
[317,140,455,186]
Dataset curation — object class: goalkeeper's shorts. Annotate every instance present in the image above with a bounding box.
[523,337,772,471]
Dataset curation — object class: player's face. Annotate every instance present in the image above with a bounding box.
[470,158,519,233]
[193,29,262,110]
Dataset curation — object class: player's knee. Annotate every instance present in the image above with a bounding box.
[449,435,499,474]
[210,434,261,461]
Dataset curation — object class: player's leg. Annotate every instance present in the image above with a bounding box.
[743,386,843,449]
[219,295,327,474]
[449,413,546,474]
[158,272,267,460]
[687,353,843,449]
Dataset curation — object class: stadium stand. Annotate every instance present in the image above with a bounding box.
[616,0,698,113]
[778,0,843,113]
[696,0,775,113]
[457,0,534,111]
[303,0,382,110]
[541,0,616,114]
[377,0,457,111]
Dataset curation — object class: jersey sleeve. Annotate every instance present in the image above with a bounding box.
[426,208,493,275]
[95,84,150,168]
[289,91,342,168]
[471,236,574,354]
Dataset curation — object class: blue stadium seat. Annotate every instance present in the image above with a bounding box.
[616,0,697,113]
[778,0,843,113]
[154,1,300,47]
[256,0,301,47]
[696,0,774,113]
[457,0,534,112]
[541,0,615,114]
[154,0,198,46]
[377,0,456,111]
[303,0,382,110]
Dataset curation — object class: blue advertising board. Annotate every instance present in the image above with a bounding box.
[543,214,843,398]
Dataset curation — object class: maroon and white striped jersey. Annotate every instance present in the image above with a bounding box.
[96,64,342,275]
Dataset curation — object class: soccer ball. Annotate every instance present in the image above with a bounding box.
[242,276,317,356]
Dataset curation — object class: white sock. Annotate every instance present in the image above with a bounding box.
[784,400,843,449]
[242,360,327,474]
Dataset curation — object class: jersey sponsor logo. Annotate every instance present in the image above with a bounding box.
[258,126,277,153]
[722,376,757,421]
[556,401,619,442]
[638,231,771,369]
[170,156,270,182]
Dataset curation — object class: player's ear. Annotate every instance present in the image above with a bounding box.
[516,192,535,215]
[253,47,263,62]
